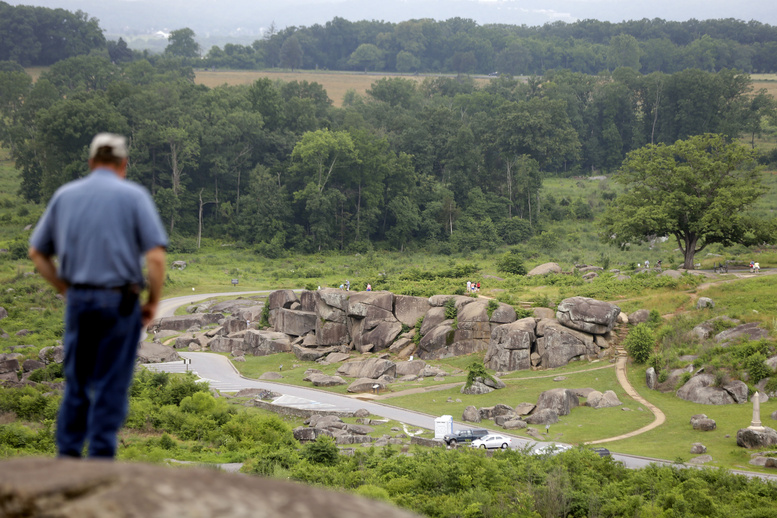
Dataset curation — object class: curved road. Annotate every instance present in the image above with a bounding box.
[142,291,777,481]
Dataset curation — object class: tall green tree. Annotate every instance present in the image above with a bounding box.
[348,44,383,72]
[280,36,303,70]
[600,134,769,269]
[165,28,200,58]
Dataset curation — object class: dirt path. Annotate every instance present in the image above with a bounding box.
[585,346,666,444]
[585,271,776,444]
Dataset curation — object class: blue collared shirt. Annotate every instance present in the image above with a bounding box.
[30,168,168,287]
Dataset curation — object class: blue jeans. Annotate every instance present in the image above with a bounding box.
[57,287,141,458]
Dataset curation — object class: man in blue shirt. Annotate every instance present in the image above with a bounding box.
[29,133,168,458]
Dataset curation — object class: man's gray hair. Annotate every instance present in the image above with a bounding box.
[89,133,128,161]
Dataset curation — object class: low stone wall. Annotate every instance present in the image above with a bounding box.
[410,436,445,448]
[250,399,355,419]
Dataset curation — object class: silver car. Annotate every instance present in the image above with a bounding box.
[471,434,513,450]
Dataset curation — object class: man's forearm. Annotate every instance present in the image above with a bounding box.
[145,246,166,303]
[28,247,67,294]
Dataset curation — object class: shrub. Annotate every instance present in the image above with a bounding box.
[464,361,497,390]
[486,299,499,319]
[27,363,64,383]
[678,372,693,388]
[444,298,457,320]
[159,433,177,450]
[745,353,770,384]
[301,435,339,466]
[413,317,423,345]
[496,251,526,276]
[259,302,270,328]
[624,324,655,364]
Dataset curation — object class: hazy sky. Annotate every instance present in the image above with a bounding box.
[14,0,777,38]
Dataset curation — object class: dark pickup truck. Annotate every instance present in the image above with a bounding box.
[443,429,489,446]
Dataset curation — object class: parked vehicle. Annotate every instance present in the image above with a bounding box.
[531,443,572,455]
[591,447,611,457]
[471,434,513,450]
[443,429,489,447]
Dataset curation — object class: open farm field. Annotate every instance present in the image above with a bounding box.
[753,79,777,104]
[194,69,487,106]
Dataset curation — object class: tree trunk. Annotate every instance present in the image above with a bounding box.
[678,232,699,269]
[198,189,204,249]
[505,159,513,218]
[236,169,241,217]
[356,181,362,241]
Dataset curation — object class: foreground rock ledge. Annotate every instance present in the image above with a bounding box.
[0,457,421,518]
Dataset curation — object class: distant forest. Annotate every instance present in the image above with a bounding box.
[1,3,776,254]
[244,17,777,75]
[3,0,777,74]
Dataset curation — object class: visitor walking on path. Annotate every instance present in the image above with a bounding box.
[28,133,168,459]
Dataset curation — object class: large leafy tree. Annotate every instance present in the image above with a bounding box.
[165,28,200,58]
[600,134,769,269]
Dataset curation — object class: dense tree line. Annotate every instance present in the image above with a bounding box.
[0,1,105,66]
[202,17,777,74]
[0,56,774,253]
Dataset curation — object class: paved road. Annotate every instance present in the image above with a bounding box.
[143,291,777,481]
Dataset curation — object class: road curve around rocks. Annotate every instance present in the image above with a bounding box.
[145,290,777,481]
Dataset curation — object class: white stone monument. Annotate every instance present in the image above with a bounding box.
[748,391,765,431]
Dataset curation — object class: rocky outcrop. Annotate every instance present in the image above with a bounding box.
[676,374,748,405]
[137,342,180,363]
[275,308,317,337]
[556,297,620,335]
[484,318,535,371]
[628,309,650,324]
[460,381,493,395]
[394,295,432,327]
[462,405,480,422]
[527,262,562,276]
[690,443,707,454]
[348,291,403,351]
[0,457,421,518]
[314,289,350,346]
[0,359,19,381]
[536,319,599,368]
[586,390,622,409]
[242,330,291,356]
[715,322,769,345]
[347,378,390,393]
[150,314,222,332]
[38,345,64,364]
[737,427,777,449]
[690,414,717,431]
[337,357,396,379]
[536,388,579,416]
[395,360,427,377]
[208,337,245,354]
[646,367,657,390]
[524,408,559,424]
[691,316,739,340]
[307,373,347,387]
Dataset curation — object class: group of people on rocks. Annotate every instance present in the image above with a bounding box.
[466,280,481,293]
[333,279,372,291]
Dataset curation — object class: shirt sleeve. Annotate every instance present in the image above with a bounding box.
[29,197,58,255]
[135,189,168,253]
